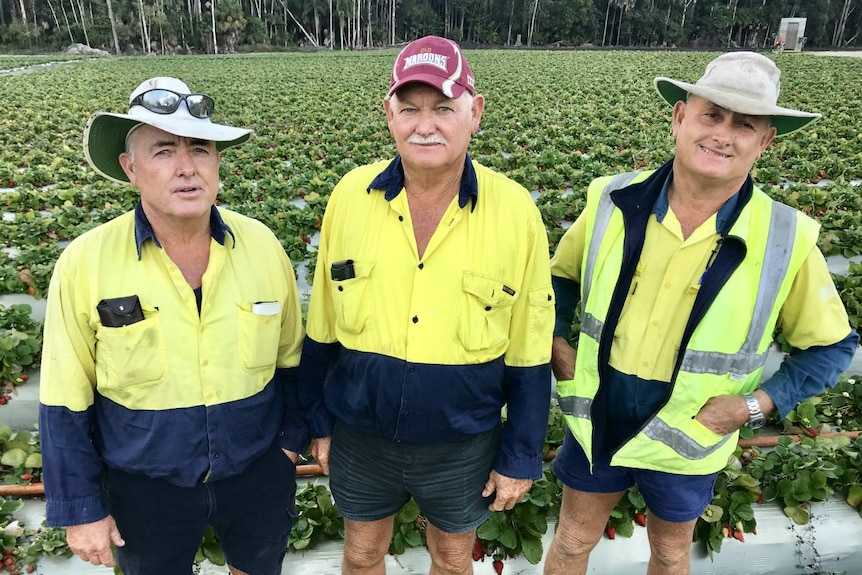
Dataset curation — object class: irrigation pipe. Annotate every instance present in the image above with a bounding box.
[738,430,860,448]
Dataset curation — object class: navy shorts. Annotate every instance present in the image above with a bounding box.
[329,421,499,533]
[106,441,296,575]
[553,430,718,523]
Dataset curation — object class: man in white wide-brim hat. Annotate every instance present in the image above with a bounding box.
[39,77,307,575]
[546,52,858,575]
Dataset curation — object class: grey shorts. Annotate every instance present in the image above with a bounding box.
[329,421,500,533]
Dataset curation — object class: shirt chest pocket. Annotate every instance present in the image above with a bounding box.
[237,301,283,370]
[455,272,517,352]
[331,261,375,336]
[95,304,167,389]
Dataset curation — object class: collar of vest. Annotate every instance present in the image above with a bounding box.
[608,158,756,237]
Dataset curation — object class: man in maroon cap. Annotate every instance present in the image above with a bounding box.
[298,36,554,574]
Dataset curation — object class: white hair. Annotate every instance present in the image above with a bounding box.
[124,123,145,163]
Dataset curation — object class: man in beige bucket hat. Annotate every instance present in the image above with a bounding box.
[545,52,857,574]
[39,77,307,575]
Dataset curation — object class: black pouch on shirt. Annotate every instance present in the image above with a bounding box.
[97,295,145,327]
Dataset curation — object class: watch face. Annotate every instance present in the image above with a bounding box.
[747,418,765,430]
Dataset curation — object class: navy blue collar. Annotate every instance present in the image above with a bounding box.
[652,170,741,234]
[134,203,235,260]
[367,154,479,211]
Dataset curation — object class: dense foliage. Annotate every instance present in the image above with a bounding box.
[0,0,860,55]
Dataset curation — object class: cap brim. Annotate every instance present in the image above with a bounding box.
[387,75,470,100]
[653,77,821,137]
[83,112,253,184]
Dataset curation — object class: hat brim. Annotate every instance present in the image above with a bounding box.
[387,74,470,100]
[654,77,821,137]
[83,112,252,184]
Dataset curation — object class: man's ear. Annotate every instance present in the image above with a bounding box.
[471,93,485,133]
[383,96,394,124]
[758,126,777,154]
[670,100,687,138]
[119,153,137,185]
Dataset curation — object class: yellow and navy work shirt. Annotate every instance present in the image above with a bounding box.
[39,204,305,527]
[551,160,857,459]
[299,155,554,479]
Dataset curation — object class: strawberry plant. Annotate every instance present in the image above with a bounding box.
[605,485,647,540]
[0,305,41,398]
[388,499,425,556]
[814,376,862,432]
[693,453,760,558]
[746,435,848,525]
[475,470,559,566]
[288,482,344,551]
[0,427,42,486]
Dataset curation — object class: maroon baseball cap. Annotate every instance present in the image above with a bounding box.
[387,36,475,99]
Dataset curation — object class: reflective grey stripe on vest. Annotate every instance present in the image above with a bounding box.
[680,201,798,378]
[579,171,642,342]
[558,396,592,419]
[642,417,734,460]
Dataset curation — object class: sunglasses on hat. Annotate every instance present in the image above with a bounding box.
[130,89,216,119]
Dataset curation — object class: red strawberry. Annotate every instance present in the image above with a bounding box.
[472,540,483,561]
[27,566,36,573]
[19,374,27,381]
[605,525,616,539]
[634,512,646,527]
[21,473,33,481]
[493,559,504,575]
[756,494,763,504]
[732,530,745,543]
[0,397,8,405]
[805,427,819,437]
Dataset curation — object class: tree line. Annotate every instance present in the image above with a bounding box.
[0,0,858,55]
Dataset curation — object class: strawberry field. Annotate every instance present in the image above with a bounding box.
[2,50,862,574]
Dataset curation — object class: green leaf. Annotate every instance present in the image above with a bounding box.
[784,506,811,525]
[477,519,501,540]
[24,452,42,468]
[499,525,517,549]
[521,536,544,565]
[1,448,27,468]
[396,499,420,523]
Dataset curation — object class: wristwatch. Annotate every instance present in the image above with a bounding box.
[743,394,766,429]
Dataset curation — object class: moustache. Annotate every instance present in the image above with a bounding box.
[407,134,447,145]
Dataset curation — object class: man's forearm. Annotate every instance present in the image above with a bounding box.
[759,330,859,419]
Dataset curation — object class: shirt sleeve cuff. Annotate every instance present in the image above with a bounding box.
[492,453,544,480]
[278,416,311,454]
[45,494,108,528]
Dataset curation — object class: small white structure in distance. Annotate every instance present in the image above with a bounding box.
[777,18,807,52]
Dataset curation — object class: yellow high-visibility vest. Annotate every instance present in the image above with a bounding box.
[558,170,819,474]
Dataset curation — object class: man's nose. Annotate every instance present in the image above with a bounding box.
[174,146,196,176]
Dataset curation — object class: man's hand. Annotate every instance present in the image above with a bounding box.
[482,470,532,511]
[696,390,774,436]
[311,436,332,475]
[66,515,125,567]
[551,336,576,381]
[281,449,299,464]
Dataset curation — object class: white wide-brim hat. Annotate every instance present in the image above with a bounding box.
[84,77,252,183]
[654,52,820,136]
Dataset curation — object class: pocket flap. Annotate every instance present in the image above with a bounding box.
[462,273,517,307]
